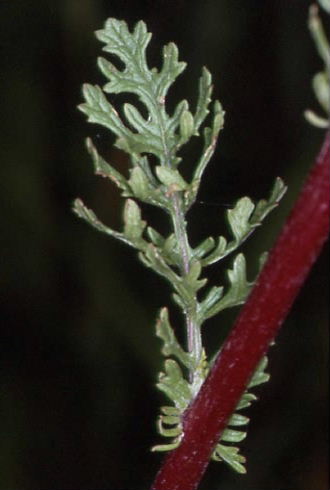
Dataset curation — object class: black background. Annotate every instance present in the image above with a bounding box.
[0,1,328,489]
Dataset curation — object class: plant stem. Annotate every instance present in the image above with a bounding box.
[153,99,202,373]
[171,193,191,275]
[170,192,202,370]
[151,132,330,490]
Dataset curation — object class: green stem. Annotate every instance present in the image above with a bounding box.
[152,100,202,374]
[171,212,202,379]
[170,193,202,372]
[171,193,190,275]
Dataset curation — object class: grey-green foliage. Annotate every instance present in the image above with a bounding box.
[318,0,330,13]
[74,18,286,474]
[305,0,330,128]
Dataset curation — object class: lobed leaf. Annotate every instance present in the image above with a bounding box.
[193,67,213,134]
[73,198,129,245]
[200,236,227,266]
[157,359,192,411]
[189,101,225,204]
[77,18,280,476]
[155,42,187,97]
[227,197,255,242]
[128,166,167,208]
[183,260,208,294]
[199,285,224,318]
[202,178,287,266]
[202,253,252,320]
[79,84,130,140]
[85,138,130,193]
[248,356,270,388]
[156,308,193,369]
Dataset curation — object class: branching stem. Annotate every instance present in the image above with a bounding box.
[76,17,329,486]
[151,133,330,490]
[153,96,202,372]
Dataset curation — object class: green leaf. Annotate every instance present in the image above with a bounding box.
[248,356,270,388]
[77,18,280,476]
[227,197,255,242]
[96,19,152,90]
[208,352,270,473]
[226,179,286,248]
[318,0,330,13]
[167,99,189,141]
[251,177,287,225]
[155,166,189,191]
[152,255,196,304]
[203,254,252,320]
[161,406,181,416]
[221,428,247,443]
[202,178,287,266]
[228,413,250,426]
[128,166,151,199]
[160,414,181,426]
[306,4,330,128]
[192,237,215,260]
[191,100,225,184]
[139,245,191,302]
[146,227,165,247]
[123,199,147,245]
[158,425,181,438]
[183,260,207,293]
[128,167,166,207]
[93,19,191,162]
[304,110,329,128]
[123,103,151,134]
[308,4,330,66]
[172,292,186,310]
[151,440,181,452]
[199,285,224,318]
[73,198,133,248]
[194,67,213,134]
[179,109,195,144]
[85,138,130,193]
[312,72,330,112]
[163,234,182,266]
[157,359,192,411]
[236,393,258,410]
[155,42,187,97]
[156,308,193,369]
[79,84,130,140]
[146,229,181,268]
[200,236,227,266]
[213,445,247,474]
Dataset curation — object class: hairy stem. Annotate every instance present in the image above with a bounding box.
[151,132,330,490]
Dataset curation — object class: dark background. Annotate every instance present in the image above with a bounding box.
[0,1,328,489]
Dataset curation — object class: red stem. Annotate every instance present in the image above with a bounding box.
[151,132,330,490]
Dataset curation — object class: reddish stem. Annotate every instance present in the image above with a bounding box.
[151,132,330,490]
